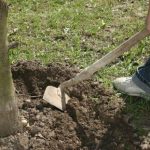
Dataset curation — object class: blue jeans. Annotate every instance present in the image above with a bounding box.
[133,58,150,93]
[136,58,150,86]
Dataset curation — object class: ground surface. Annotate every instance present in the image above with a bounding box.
[0,0,150,149]
[0,61,149,150]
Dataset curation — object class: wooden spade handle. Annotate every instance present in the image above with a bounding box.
[60,29,150,89]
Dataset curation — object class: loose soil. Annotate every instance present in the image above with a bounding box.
[0,61,148,150]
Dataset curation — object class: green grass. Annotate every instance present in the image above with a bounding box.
[7,0,150,133]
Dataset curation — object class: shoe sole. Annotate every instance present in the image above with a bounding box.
[113,84,150,101]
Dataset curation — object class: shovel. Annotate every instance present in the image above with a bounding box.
[43,29,150,111]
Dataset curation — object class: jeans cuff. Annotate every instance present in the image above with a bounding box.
[132,74,150,94]
[136,66,150,87]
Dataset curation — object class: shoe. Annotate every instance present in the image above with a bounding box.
[113,77,150,99]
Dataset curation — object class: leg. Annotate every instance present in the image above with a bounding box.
[113,57,150,99]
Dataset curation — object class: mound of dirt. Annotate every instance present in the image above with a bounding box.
[0,61,142,150]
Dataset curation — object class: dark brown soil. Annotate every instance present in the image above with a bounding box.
[0,61,143,150]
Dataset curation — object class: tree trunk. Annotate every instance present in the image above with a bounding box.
[0,0,20,137]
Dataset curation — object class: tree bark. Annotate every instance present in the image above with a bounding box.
[0,0,20,137]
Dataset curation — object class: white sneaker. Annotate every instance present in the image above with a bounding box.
[113,77,149,98]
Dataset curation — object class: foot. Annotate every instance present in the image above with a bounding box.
[113,77,150,99]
